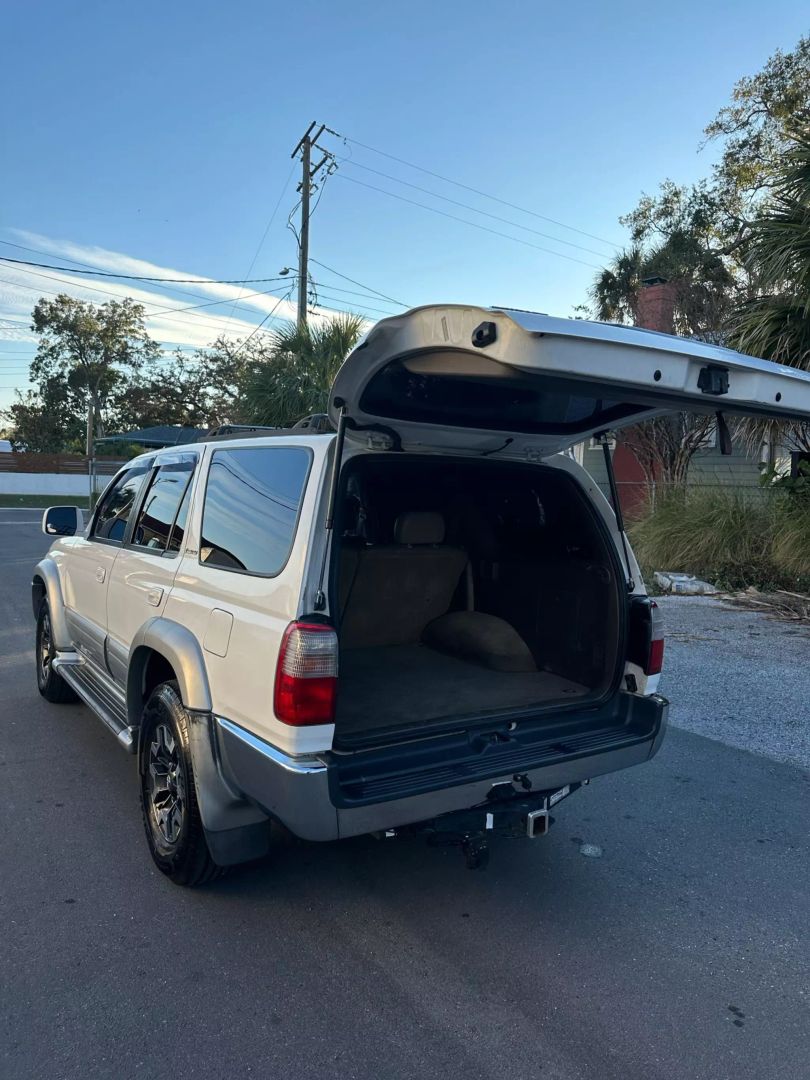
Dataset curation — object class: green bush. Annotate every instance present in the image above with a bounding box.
[628,486,810,592]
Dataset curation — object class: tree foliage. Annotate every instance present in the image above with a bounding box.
[27,294,160,441]
[120,335,257,430]
[729,132,810,367]
[241,314,365,427]
[587,36,810,485]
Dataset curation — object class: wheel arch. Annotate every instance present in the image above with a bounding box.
[127,618,212,731]
[32,559,71,649]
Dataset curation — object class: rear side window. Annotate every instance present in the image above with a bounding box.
[167,476,193,553]
[94,466,151,543]
[200,447,311,575]
[131,460,195,552]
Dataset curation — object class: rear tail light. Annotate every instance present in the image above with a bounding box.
[274,621,339,726]
[647,600,664,675]
[627,597,664,677]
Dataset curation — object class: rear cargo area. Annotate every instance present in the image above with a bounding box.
[332,456,623,742]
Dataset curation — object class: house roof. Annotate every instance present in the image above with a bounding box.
[95,425,208,448]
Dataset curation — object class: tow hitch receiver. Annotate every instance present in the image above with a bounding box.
[410,782,580,869]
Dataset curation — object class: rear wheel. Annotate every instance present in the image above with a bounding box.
[139,681,223,887]
[35,601,78,703]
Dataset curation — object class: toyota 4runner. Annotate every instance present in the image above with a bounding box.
[32,305,810,884]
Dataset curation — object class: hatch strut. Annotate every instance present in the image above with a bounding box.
[597,433,635,593]
[314,400,347,611]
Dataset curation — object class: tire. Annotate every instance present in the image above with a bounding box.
[35,600,79,704]
[139,681,223,887]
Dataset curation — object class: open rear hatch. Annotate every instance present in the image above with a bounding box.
[322,305,810,770]
[329,304,810,456]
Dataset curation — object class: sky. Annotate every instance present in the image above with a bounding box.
[1,0,808,412]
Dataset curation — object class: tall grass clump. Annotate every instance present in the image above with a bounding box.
[628,487,781,590]
[771,496,810,581]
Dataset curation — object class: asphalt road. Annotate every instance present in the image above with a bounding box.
[1,508,808,1080]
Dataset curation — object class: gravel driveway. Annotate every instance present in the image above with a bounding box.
[657,595,810,771]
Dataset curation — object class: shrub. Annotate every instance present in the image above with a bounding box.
[626,486,810,591]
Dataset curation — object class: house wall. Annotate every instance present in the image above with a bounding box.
[576,437,766,513]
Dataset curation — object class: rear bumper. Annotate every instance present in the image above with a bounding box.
[215,692,668,842]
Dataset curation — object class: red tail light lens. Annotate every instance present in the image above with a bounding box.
[274,621,339,726]
[647,600,664,675]
[628,597,665,677]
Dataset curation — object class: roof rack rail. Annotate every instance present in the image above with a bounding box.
[200,420,334,442]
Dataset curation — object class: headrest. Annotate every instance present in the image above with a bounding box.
[394,511,445,545]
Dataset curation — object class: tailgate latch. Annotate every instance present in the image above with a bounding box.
[698,365,729,395]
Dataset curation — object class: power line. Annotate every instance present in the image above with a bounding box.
[332,173,605,270]
[337,157,611,259]
[0,240,265,309]
[309,258,408,307]
[309,291,398,318]
[309,280,401,307]
[340,133,621,250]
[0,270,286,338]
[0,254,295,286]
[229,288,295,358]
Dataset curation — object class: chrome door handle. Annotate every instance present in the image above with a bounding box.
[146,588,164,607]
[95,567,106,583]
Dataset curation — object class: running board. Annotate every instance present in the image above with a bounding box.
[53,655,137,753]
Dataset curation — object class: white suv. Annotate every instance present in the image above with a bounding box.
[32,305,808,884]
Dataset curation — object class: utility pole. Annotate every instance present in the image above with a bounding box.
[291,122,330,327]
[85,397,94,508]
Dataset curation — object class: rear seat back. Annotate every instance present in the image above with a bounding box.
[339,512,468,649]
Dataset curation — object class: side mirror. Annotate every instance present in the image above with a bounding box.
[42,506,85,537]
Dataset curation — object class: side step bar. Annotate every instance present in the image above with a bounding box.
[53,654,137,753]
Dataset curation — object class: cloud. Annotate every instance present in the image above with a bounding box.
[0,229,358,352]
[0,230,376,408]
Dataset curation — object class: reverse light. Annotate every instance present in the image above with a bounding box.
[274,621,339,726]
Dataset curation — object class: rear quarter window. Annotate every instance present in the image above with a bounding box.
[200,446,312,576]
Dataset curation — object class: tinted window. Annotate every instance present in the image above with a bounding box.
[360,360,644,435]
[167,475,193,553]
[131,461,195,551]
[200,447,310,575]
[94,467,150,543]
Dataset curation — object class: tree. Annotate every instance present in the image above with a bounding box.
[586,36,810,485]
[3,375,84,452]
[602,36,810,335]
[241,314,365,427]
[729,132,810,368]
[120,335,257,431]
[727,131,810,454]
[29,294,159,440]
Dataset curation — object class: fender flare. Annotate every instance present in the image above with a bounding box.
[128,617,212,727]
[32,559,71,650]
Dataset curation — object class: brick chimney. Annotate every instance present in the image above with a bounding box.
[635,275,677,333]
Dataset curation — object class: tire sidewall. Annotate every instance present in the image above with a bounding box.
[139,683,197,871]
[36,602,52,691]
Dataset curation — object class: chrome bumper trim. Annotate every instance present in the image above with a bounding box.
[215,718,328,774]
[213,703,667,844]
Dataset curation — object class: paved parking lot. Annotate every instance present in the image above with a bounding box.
[1,508,808,1080]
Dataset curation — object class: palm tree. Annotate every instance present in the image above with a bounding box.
[729,132,810,369]
[590,245,647,323]
[242,313,365,427]
[727,133,810,455]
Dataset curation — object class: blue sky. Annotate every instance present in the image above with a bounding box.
[1,0,808,409]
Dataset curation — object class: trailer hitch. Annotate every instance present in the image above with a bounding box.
[461,832,490,871]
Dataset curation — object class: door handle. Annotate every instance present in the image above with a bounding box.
[146,588,164,607]
[95,567,106,583]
